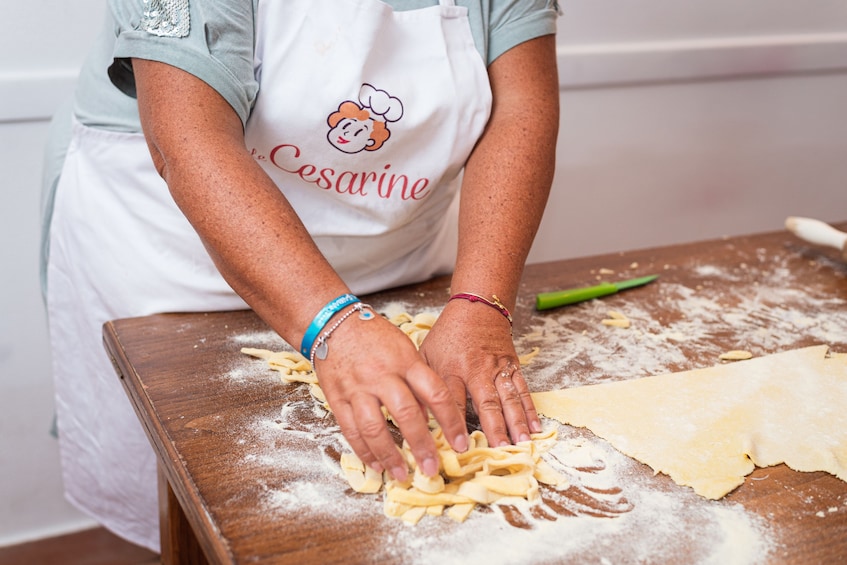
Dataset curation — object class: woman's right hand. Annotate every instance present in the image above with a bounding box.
[311,308,469,481]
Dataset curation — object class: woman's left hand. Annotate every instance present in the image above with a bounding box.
[421,34,556,446]
[418,298,542,447]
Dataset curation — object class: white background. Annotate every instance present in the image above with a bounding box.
[2,0,847,546]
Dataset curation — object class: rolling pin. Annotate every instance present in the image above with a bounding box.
[785,217,847,261]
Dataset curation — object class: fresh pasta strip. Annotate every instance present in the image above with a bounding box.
[446,502,475,522]
[240,348,317,384]
[602,310,631,329]
[412,468,446,494]
[398,311,437,348]
[518,346,540,365]
[386,486,470,507]
[387,312,414,326]
[399,505,427,525]
[426,505,444,516]
[340,453,382,494]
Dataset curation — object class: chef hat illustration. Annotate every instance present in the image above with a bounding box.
[359,83,403,123]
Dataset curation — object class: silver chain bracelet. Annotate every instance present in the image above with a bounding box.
[310,303,375,368]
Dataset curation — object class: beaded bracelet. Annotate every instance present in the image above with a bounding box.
[300,293,360,357]
[310,303,375,367]
[449,292,513,326]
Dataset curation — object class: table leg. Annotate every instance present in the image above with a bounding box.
[158,463,209,565]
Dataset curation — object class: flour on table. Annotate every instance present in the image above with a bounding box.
[515,262,847,391]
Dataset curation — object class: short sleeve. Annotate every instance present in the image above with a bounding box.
[487,0,559,64]
[109,0,258,126]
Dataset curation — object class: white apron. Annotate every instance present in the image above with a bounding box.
[47,0,491,551]
[247,0,492,292]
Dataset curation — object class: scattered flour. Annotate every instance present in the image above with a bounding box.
[229,329,285,348]
[516,260,847,392]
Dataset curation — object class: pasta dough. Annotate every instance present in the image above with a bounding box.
[532,345,847,499]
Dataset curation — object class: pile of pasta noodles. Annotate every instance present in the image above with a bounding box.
[341,425,568,524]
[242,310,566,524]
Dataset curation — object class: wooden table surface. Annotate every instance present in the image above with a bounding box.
[104,226,847,565]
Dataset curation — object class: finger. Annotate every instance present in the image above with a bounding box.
[494,365,532,443]
[405,361,469,454]
[511,367,542,434]
[349,392,410,481]
[379,368,443,478]
[419,343,468,431]
[331,400,382,474]
[469,374,511,448]
[441,372,469,423]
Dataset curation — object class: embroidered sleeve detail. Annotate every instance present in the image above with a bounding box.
[141,0,190,38]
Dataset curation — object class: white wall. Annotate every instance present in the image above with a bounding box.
[2,0,846,547]
[526,0,847,263]
[529,73,847,262]
[0,1,105,546]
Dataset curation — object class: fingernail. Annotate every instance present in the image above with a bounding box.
[519,433,531,443]
[453,434,469,452]
[498,440,510,447]
[422,457,438,477]
[370,462,384,473]
[530,420,543,433]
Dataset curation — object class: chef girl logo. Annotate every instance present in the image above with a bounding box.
[327,84,404,154]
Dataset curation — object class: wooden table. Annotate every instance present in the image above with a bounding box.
[104,226,847,564]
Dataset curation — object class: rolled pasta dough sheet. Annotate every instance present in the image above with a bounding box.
[531,345,847,499]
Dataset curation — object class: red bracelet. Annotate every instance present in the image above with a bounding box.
[449,292,513,325]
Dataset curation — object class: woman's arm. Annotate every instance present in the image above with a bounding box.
[132,58,468,479]
[420,34,560,446]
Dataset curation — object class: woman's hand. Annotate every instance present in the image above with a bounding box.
[418,298,542,447]
[313,310,469,481]
[434,35,558,445]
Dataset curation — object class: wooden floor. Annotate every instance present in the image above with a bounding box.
[0,527,159,565]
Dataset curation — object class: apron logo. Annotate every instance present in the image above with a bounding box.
[327,84,404,154]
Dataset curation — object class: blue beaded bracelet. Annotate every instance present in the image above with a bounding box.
[300,294,360,357]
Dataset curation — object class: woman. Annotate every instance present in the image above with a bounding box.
[42,0,560,551]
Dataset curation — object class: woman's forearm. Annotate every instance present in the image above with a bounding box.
[133,58,350,347]
[451,34,560,309]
